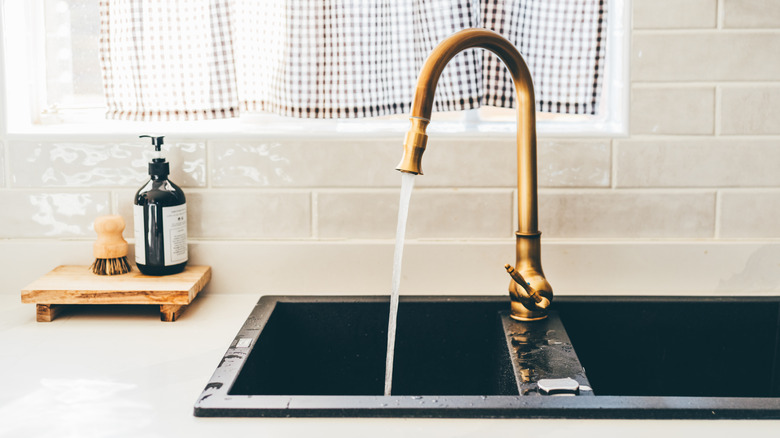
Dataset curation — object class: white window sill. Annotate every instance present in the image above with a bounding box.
[4,112,628,140]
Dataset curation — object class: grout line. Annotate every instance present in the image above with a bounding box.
[717,0,724,30]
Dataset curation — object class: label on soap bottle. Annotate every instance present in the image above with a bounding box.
[133,203,188,266]
[133,205,146,265]
[162,204,188,265]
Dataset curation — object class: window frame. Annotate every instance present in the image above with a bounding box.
[1,0,630,139]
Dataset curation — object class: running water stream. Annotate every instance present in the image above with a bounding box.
[384,172,416,396]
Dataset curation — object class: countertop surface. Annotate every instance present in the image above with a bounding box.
[2,291,779,438]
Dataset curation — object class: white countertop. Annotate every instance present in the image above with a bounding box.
[2,291,779,438]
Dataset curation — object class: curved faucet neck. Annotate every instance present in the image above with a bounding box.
[404,28,539,235]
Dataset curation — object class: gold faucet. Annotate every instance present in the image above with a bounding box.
[396,28,552,321]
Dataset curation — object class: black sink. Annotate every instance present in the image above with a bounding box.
[194,295,780,419]
[229,298,517,397]
[556,297,780,399]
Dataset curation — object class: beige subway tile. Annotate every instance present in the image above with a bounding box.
[0,191,110,238]
[186,191,311,238]
[537,139,612,187]
[634,0,717,29]
[117,189,316,241]
[211,138,515,188]
[616,139,780,187]
[539,191,716,238]
[630,87,714,135]
[210,140,399,188]
[721,87,780,135]
[388,138,610,188]
[420,138,612,188]
[724,0,780,28]
[114,190,137,232]
[8,140,206,188]
[407,190,514,238]
[417,138,515,187]
[211,137,609,189]
[317,190,514,239]
[316,191,398,238]
[632,33,780,81]
[720,191,780,237]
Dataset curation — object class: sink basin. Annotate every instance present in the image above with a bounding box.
[226,298,517,397]
[194,296,780,419]
[556,297,780,398]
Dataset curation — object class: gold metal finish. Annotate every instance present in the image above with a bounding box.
[505,264,550,311]
[396,28,552,321]
[396,117,429,175]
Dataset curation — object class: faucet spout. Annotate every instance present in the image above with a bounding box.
[396,28,552,321]
[396,117,429,175]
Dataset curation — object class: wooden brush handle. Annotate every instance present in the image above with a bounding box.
[93,215,128,259]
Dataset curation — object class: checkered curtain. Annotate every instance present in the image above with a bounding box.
[99,0,607,121]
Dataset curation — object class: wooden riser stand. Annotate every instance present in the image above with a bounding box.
[22,265,211,322]
[34,303,187,322]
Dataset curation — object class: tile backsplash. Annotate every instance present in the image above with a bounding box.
[7,141,206,188]
[2,0,779,244]
[0,191,109,238]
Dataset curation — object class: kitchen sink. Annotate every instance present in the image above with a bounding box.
[194,296,780,419]
[556,297,780,399]
[225,298,517,397]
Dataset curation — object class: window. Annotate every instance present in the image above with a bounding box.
[2,0,629,136]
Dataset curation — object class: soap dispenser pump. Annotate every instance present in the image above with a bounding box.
[133,135,188,275]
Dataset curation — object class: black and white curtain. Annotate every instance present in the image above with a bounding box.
[99,0,607,121]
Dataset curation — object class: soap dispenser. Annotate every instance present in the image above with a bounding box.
[133,135,188,275]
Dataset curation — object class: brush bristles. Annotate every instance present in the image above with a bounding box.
[90,257,132,275]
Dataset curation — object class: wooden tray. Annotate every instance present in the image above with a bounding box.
[21,265,211,322]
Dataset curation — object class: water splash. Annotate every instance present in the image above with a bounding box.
[384,172,416,396]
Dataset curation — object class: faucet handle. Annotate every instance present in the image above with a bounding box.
[505,264,550,309]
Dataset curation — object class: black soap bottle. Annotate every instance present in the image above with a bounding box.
[133,135,188,275]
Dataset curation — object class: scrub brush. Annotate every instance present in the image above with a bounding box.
[90,215,132,275]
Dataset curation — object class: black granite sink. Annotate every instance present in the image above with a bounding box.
[556,297,780,399]
[194,295,780,418]
[227,298,517,397]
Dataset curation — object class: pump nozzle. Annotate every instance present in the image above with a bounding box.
[140,135,165,151]
[140,135,169,177]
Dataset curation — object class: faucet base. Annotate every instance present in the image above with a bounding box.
[508,232,552,321]
[510,300,548,321]
[510,314,548,322]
